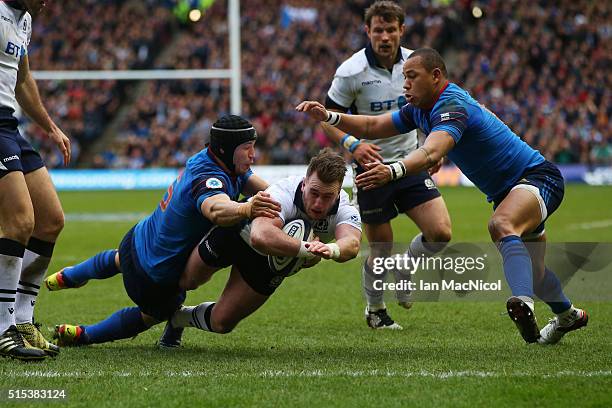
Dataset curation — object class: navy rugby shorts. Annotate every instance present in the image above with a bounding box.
[198,225,284,296]
[0,107,45,178]
[492,160,564,239]
[119,226,186,321]
[353,162,441,224]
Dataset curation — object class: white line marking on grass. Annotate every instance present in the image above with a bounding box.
[65,212,148,222]
[5,369,611,379]
[568,219,612,230]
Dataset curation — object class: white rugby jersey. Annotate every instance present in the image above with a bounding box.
[0,2,31,111]
[327,44,418,161]
[241,175,362,251]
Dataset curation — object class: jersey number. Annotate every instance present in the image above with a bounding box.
[160,171,183,211]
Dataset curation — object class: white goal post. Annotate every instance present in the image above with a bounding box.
[31,0,242,115]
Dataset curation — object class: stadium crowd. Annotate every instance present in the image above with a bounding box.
[452,0,610,166]
[21,0,611,168]
[21,0,175,167]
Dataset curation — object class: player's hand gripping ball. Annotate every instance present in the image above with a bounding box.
[268,218,314,276]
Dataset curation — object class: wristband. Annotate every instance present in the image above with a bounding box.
[297,241,317,260]
[386,161,407,180]
[340,134,361,153]
[327,243,341,260]
[324,111,341,126]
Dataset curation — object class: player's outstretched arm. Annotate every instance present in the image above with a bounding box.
[320,110,383,166]
[306,224,361,263]
[296,101,399,140]
[201,192,280,226]
[355,130,455,190]
[250,217,316,259]
[16,55,71,166]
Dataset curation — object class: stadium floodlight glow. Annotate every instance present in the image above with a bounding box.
[472,6,483,18]
[189,9,202,22]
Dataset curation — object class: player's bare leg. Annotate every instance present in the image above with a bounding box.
[178,245,222,291]
[170,265,269,334]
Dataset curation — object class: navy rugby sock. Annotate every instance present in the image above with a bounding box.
[534,267,571,314]
[498,235,534,298]
[63,250,119,286]
[83,307,148,344]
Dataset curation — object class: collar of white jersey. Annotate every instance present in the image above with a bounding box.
[365,43,404,70]
[293,180,340,217]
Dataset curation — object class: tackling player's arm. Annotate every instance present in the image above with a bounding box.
[16,55,71,165]
[355,131,455,190]
[201,193,280,226]
[306,224,361,263]
[250,216,315,259]
[296,100,405,140]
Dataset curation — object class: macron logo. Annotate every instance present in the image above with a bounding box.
[440,113,451,121]
[3,155,18,163]
[361,80,382,86]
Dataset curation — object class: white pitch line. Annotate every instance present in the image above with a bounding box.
[567,219,612,230]
[3,369,611,379]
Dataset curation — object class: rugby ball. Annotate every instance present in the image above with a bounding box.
[268,218,314,277]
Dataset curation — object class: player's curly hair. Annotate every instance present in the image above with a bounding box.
[365,1,405,27]
[306,148,346,185]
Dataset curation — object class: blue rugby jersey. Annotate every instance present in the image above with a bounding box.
[134,148,252,283]
[392,83,544,201]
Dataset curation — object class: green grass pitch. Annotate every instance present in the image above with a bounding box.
[1,185,611,407]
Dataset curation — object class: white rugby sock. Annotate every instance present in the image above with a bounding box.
[171,302,215,331]
[362,259,385,311]
[15,248,51,324]
[0,239,25,333]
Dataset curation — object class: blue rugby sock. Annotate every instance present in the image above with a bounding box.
[63,250,119,286]
[534,267,572,314]
[83,307,148,344]
[498,235,534,298]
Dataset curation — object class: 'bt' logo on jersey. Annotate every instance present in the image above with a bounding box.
[370,95,408,112]
[5,41,25,59]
